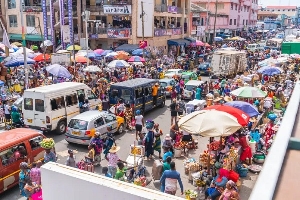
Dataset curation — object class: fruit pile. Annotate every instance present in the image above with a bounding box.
[199,150,215,167]
[207,140,221,151]
[133,176,146,187]
[174,141,185,149]
[40,138,55,149]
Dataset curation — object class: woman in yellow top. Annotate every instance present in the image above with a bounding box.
[85,143,95,163]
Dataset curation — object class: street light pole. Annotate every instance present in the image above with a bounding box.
[212,0,218,44]
[141,1,145,58]
[82,10,90,67]
[20,0,28,89]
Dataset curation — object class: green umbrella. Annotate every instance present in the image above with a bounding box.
[230,87,267,98]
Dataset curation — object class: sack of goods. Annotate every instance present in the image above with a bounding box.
[40,138,55,149]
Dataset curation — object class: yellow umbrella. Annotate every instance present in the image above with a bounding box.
[178,110,242,137]
[230,37,240,41]
[11,42,22,47]
[67,45,82,51]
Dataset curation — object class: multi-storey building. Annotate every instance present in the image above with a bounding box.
[192,0,259,38]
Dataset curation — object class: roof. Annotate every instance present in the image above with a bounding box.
[25,82,86,94]
[0,128,43,149]
[258,11,279,16]
[266,6,297,9]
[71,110,109,121]
[111,78,156,88]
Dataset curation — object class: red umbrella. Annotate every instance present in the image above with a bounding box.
[33,54,51,62]
[128,56,145,62]
[204,105,250,126]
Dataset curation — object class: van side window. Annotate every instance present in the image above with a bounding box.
[144,87,149,96]
[66,94,78,106]
[35,99,45,112]
[77,89,85,104]
[50,97,65,110]
[24,98,33,110]
[29,136,43,150]
[94,117,105,128]
[0,143,27,166]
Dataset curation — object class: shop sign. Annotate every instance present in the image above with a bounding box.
[139,40,147,49]
[89,34,98,39]
[103,5,131,14]
[168,6,178,13]
[107,28,131,38]
[154,28,181,36]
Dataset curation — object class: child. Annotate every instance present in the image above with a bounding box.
[102,167,112,178]
[85,143,95,163]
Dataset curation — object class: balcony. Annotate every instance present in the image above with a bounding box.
[154,28,182,37]
[86,5,104,12]
[88,28,132,39]
[155,4,167,12]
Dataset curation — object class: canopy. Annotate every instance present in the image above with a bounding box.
[33,54,51,62]
[46,64,71,78]
[225,101,260,117]
[4,56,35,67]
[178,110,242,137]
[83,65,102,73]
[167,39,190,46]
[231,87,267,98]
[114,44,139,53]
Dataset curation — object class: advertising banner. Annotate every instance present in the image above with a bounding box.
[103,5,131,14]
[68,0,73,45]
[107,28,131,38]
[42,0,48,40]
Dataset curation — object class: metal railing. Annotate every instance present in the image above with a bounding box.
[23,5,42,12]
[86,5,104,12]
[154,28,182,37]
[155,4,167,12]
[249,81,300,200]
[87,27,132,38]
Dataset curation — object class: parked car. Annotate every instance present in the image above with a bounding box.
[163,69,183,79]
[159,79,176,97]
[181,71,198,83]
[197,63,212,76]
[182,80,204,100]
[65,110,124,145]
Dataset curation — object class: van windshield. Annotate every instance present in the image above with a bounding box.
[121,89,131,102]
[68,119,88,130]
[185,85,194,91]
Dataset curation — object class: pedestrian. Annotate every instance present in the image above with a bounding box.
[102,167,112,178]
[135,110,144,141]
[30,162,41,186]
[106,145,124,178]
[145,120,155,161]
[23,177,41,199]
[103,127,116,159]
[153,123,163,159]
[44,148,57,163]
[160,161,184,195]
[169,99,178,125]
[90,132,103,166]
[195,86,202,100]
[163,156,172,172]
[152,82,159,106]
[65,149,76,168]
[19,162,30,197]
[177,98,185,116]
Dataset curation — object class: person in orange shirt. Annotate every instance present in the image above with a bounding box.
[152,83,159,106]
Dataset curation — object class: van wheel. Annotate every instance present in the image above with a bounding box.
[159,100,165,108]
[56,120,66,135]
[118,124,124,133]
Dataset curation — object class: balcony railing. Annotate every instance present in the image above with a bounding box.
[154,28,182,37]
[23,5,42,12]
[155,4,167,12]
[86,5,104,12]
[88,28,132,39]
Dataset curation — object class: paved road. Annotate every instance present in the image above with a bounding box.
[1,77,257,200]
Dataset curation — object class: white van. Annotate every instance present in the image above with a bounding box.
[22,82,102,134]
[182,80,204,100]
[247,44,260,52]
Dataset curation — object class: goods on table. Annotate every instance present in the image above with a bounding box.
[248,164,262,173]
[133,176,147,187]
[40,138,55,149]
[185,190,198,200]
[174,141,185,149]
[199,151,215,167]
[207,139,225,151]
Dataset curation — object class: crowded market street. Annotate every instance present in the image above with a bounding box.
[1,96,257,200]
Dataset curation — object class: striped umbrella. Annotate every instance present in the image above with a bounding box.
[107,60,130,68]
[128,56,145,62]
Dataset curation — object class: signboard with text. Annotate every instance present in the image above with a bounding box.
[107,28,131,38]
[154,28,181,37]
[103,5,131,14]
[51,53,71,65]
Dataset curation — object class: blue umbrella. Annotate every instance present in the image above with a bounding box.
[87,52,101,59]
[132,49,143,56]
[4,56,36,67]
[0,80,4,86]
[107,60,130,68]
[225,101,259,117]
[46,64,71,78]
[100,50,113,56]
[214,37,223,42]
[257,66,282,76]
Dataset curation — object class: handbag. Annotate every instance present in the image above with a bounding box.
[31,189,43,200]
[131,119,136,126]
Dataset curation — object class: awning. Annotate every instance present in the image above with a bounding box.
[9,34,52,42]
[167,39,190,46]
[115,44,139,53]
[184,37,196,43]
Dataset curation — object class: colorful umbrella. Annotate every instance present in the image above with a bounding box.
[67,45,82,51]
[4,56,35,67]
[16,48,34,54]
[100,50,113,56]
[40,40,53,48]
[94,49,104,54]
[231,87,267,98]
[204,105,250,126]
[33,54,51,62]
[178,110,242,137]
[105,52,118,57]
[115,53,129,60]
[128,56,145,62]
[11,42,22,47]
[46,64,71,78]
[57,50,69,53]
[83,65,102,73]
[107,60,130,68]
[196,40,204,46]
[257,66,282,76]
[73,56,90,63]
[132,49,143,56]
[87,52,101,59]
[225,101,260,117]
[204,43,210,47]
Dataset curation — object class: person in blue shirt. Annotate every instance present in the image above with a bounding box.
[162,148,173,162]
[160,161,183,195]
[102,167,112,178]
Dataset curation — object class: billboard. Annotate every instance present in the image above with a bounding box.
[137,0,154,38]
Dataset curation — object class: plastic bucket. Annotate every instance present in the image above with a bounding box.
[174,148,182,158]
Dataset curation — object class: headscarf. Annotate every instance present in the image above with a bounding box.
[20,162,29,169]
[227,180,238,191]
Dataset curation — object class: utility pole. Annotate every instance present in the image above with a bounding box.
[37,17,47,64]
[212,0,218,44]
[82,10,90,67]
[20,0,28,89]
[141,1,145,58]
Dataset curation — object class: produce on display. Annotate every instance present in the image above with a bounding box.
[199,151,215,167]
[133,176,146,187]
[174,141,185,149]
[40,138,55,149]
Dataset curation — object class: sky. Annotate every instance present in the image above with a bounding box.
[260,0,300,6]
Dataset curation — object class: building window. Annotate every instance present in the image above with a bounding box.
[243,19,245,25]
[244,6,246,11]
[235,4,237,10]
[292,9,295,11]
[246,20,248,25]
[8,15,17,27]
[234,19,236,25]
[231,2,233,10]
[288,9,290,11]
[230,19,232,25]
[216,3,224,10]
[26,15,35,27]
[8,0,16,9]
